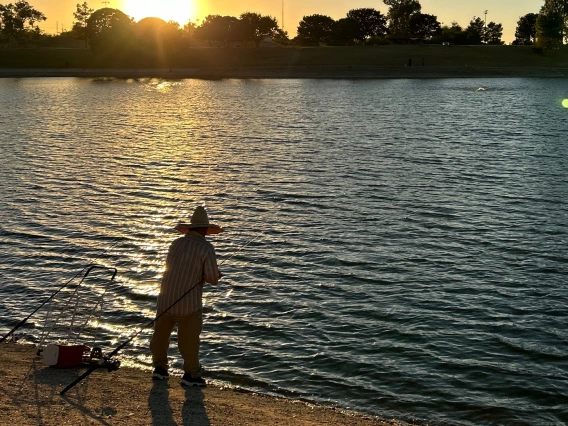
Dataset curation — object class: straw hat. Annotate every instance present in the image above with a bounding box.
[175,206,223,235]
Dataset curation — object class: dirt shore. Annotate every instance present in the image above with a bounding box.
[0,343,414,426]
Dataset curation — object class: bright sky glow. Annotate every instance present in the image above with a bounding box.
[121,0,197,23]
[34,0,545,42]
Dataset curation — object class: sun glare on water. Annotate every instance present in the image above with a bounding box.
[122,0,196,24]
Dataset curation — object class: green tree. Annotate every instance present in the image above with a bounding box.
[465,16,485,44]
[409,13,441,39]
[296,14,335,45]
[346,8,388,42]
[536,10,564,47]
[239,12,279,47]
[515,13,538,44]
[72,2,93,48]
[135,17,183,53]
[440,22,468,45]
[86,8,133,54]
[194,15,240,46]
[272,28,289,44]
[0,0,46,46]
[183,20,197,44]
[332,17,360,45]
[543,0,568,14]
[541,0,568,42]
[485,22,503,44]
[383,0,421,36]
[227,17,247,45]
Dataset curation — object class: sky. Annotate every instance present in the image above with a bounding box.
[33,0,544,43]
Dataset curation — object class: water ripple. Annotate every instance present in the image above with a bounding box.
[1,77,567,426]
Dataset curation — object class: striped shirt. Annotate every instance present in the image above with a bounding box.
[157,231,220,315]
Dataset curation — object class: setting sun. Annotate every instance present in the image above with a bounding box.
[122,0,197,24]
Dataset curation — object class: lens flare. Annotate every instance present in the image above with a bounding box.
[563,99,568,108]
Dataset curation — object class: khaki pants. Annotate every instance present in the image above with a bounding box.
[150,309,203,377]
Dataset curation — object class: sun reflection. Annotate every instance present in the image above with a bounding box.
[562,99,568,108]
[136,78,181,93]
[151,80,178,93]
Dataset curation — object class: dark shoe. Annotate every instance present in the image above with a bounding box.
[181,373,206,387]
[152,367,169,380]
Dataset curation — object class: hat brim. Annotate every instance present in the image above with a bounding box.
[175,223,224,235]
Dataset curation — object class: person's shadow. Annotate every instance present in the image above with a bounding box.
[182,387,209,426]
[148,380,176,426]
[148,381,210,426]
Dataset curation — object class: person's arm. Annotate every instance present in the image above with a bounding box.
[203,247,221,285]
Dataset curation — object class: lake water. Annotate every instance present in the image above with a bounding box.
[0,77,567,425]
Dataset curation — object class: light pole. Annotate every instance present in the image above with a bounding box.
[483,10,488,44]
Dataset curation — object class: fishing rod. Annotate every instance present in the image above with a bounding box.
[218,229,264,267]
[0,239,121,344]
[60,230,264,395]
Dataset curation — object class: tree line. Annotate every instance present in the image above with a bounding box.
[1,0,567,51]
[295,9,504,46]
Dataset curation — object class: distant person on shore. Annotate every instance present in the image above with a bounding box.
[150,206,223,387]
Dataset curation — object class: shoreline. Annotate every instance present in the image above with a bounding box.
[2,66,568,79]
[0,343,415,425]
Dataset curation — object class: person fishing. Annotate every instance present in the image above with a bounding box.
[150,206,223,387]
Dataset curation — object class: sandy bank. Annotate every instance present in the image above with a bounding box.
[0,343,413,426]
[1,66,568,79]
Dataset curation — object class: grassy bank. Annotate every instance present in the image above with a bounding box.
[1,45,568,70]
